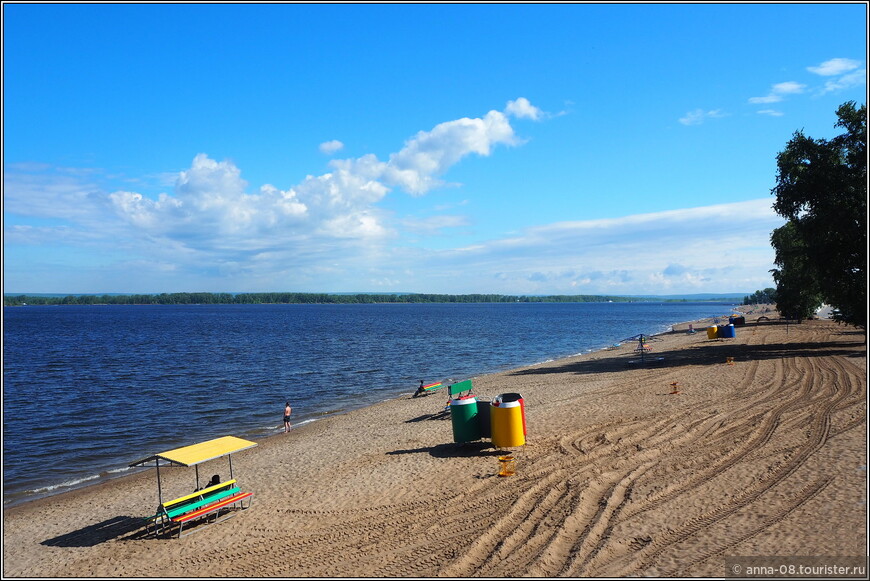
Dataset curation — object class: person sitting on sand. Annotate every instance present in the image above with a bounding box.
[413,380,425,398]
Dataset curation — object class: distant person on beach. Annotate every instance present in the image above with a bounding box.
[283,401,292,433]
[414,380,425,398]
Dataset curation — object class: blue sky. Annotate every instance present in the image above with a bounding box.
[3,2,867,295]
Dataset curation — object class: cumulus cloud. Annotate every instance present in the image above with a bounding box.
[384,109,519,194]
[505,97,543,120]
[108,154,310,248]
[105,99,541,247]
[319,140,344,155]
[7,99,545,290]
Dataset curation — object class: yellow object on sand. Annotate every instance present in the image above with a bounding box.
[498,456,516,477]
[491,402,525,448]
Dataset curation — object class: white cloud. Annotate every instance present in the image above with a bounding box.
[757,109,784,117]
[415,198,785,294]
[750,59,866,105]
[6,99,545,290]
[383,109,520,195]
[679,108,726,126]
[820,68,866,94]
[104,99,540,247]
[749,81,806,104]
[748,95,782,104]
[9,100,782,296]
[505,97,543,120]
[319,140,344,155]
[107,154,311,247]
[807,58,861,76]
[771,81,806,94]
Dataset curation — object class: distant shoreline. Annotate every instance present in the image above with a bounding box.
[3,292,749,306]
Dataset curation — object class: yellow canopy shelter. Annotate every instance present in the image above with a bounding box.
[130,436,257,504]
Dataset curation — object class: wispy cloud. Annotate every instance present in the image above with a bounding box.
[813,62,866,95]
[748,81,806,104]
[678,108,726,126]
[400,214,471,237]
[807,57,861,76]
[414,199,785,294]
[749,58,866,112]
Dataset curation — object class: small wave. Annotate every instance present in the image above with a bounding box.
[29,473,101,494]
[104,466,133,476]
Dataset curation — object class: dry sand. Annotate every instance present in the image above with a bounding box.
[3,309,867,578]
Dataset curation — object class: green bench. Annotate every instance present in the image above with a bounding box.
[448,380,473,398]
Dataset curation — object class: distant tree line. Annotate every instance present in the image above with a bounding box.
[743,288,776,305]
[4,292,655,306]
[769,101,866,328]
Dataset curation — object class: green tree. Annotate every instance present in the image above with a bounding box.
[770,222,824,321]
[743,288,776,305]
[770,101,866,328]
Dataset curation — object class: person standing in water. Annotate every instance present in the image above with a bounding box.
[283,401,292,433]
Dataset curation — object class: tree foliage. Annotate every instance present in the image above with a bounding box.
[770,101,866,328]
[743,288,777,305]
[770,223,824,320]
[4,293,650,306]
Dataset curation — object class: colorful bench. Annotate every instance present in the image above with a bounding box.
[171,491,253,538]
[147,479,252,537]
[420,381,444,394]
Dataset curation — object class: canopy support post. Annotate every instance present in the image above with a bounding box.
[195,464,200,490]
[156,460,163,505]
[228,455,234,480]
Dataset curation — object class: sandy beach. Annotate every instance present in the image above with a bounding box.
[3,309,866,578]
